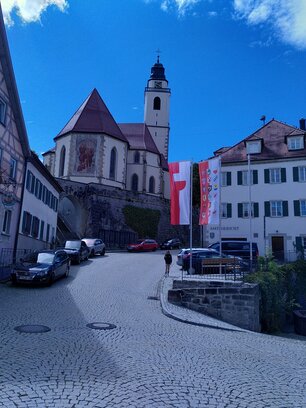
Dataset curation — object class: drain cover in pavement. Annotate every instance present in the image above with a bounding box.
[86,322,117,330]
[14,325,51,333]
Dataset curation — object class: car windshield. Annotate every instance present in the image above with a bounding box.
[82,239,95,246]
[65,241,81,249]
[136,240,144,244]
[37,253,55,264]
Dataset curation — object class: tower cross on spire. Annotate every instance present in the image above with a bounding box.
[156,48,161,63]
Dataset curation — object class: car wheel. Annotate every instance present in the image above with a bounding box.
[76,254,81,264]
[48,272,55,286]
[101,248,105,256]
[64,264,70,278]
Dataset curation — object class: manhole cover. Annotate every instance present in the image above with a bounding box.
[14,325,51,333]
[86,322,117,330]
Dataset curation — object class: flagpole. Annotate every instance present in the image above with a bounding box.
[219,156,222,275]
[189,161,193,276]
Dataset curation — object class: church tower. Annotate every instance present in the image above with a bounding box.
[144,57,171,161]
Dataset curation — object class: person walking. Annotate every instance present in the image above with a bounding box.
[164,250,172,276]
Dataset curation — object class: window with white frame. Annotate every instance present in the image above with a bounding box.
[288,136,304,150]
[298,166,306,182]
[241,170,254,185]
[271,201,283,217]
[0,98,7,125]
[9,157,17,180]
[246,140,261,154]
[221,172,227,187]
[2,209,12,234]
[300,200,306,216]
[242,202,254,218]
[269,168,281,183]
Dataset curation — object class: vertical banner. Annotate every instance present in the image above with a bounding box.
[199,158,220,225]
[169,161,191,225]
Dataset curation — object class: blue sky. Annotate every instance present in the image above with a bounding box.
[2,0,306,163]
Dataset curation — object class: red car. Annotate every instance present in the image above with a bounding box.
[127,239,159,252]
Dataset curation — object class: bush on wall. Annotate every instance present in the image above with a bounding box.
[123,206,161,239]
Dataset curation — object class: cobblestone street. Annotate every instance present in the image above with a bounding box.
[0,252,306,407]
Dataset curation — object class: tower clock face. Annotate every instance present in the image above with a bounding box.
[154,81,162,89]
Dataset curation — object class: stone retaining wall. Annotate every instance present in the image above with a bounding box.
[168,280,260,332]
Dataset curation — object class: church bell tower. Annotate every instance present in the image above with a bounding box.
[144,57,171,161]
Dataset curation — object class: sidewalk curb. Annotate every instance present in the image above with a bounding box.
[159,276,250,333]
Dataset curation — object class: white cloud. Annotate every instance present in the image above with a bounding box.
[1,0,68,25]
[161,0,200,16]
[233,0,306,49]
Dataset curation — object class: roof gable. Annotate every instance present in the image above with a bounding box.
[118,123,160,155]
[55,88,127,142]
[219,119,306,163]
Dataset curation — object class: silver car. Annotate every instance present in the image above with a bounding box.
[82,238,106,257]
[177,248,207,266]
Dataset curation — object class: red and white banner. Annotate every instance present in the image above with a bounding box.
[169,161,191,225]
[199,158,220,225]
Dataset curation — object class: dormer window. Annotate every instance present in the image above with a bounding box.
[288,136,304,150]
[246,140,262,154]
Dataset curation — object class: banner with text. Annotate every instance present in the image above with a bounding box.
[169,161,191,225]
[199,158,220,225]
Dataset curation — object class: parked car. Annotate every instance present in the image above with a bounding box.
[11,250,70,285]
[176,248,208,267]
[182,249,246,274]
[63,240,90,264]
[160,238,181,250]
[82,238,106,257]
[127,239,159,252]
[208,241,259,260]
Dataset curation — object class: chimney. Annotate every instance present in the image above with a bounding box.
[300,118,306,130]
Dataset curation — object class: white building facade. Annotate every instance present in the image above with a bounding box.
[205,119,306,261]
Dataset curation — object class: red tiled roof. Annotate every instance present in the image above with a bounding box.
[55,89,127,142]
[218,119,306,163]
[118,123,160,155]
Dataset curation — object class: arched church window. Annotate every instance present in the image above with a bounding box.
[109,147,117,180]
[59,146,66,177]
[131,174,138,191]
[153,97,161,110]
[149,176,155,194]
[134,151,140,163]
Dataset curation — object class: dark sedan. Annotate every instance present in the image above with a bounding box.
[63,240,90,264]
[11,250,70,285]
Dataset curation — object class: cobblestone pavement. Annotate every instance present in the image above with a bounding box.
[0,251,306,407]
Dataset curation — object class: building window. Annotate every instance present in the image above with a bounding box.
[301,200,306,216]
[39,221,45,240]
[298,167,306,182]
[26,170,32,191]
[2,209,12,234]
[31,216,40,238]
[271,201,283,217]
[131,174,138,191]
[22,211,32,235]
[35,179,42,199]
[0,98,7,125]
[221,203,232,218]
[153,97,161,110]
[295,199,306,217]
[59,146,66,177]
[221,172,231,187]
[134,151,140,164]
[109,147,117,180]
[242,202,254,218]
[46,224,50,243]
[149,176,155,193]
[265,168,286,183]
[240,170,256,185]
[288,136,304,150]
[246,140,261,154]
[9,157,17,180]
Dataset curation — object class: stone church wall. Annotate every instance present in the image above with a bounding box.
[57,179,200,246]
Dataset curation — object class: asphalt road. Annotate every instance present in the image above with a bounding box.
[0,251,306,407]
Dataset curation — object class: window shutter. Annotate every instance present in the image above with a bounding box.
[294,200,300,216]
[264,169,269,183]
[295,237,303,253]
[227,172,231,186]
[237,171,242,185]
[227,203,232,218]
[238,203,243,218]
[281,168,286,182]
[254,202,259,217]
[293,167,299,182]
[283,200,288,216]
[253,170,258,184]
[264,201,270,216]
